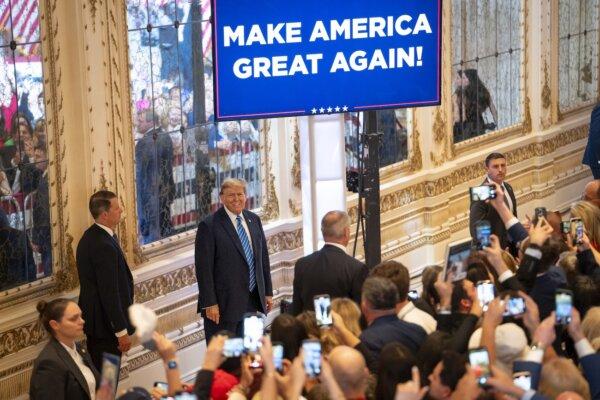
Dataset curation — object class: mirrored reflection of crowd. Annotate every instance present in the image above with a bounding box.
[0,110,51,290]
[127,0,262,245]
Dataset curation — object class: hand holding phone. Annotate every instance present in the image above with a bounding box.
[314,295,332,328]
[302,339,322,377]
[533,207,547,225]
[555,289,573,325]
[503,296,526,317]
[468,347,492,386]
[223,338,244,358]
[470,185,496,202]
[475,220,491,250]
[476,280,495,312]
[100,353,121,396]
[243,313,264,353]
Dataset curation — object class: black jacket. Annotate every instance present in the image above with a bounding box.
[469,180,518,250]
[292,244,368,315]
[76,224,135,338]
[30,338,100,400]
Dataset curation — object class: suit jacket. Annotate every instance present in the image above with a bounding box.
[469,179,518,250]
[32,171,50,248]
[76,224,134,338]
[0,226,36,289]
[580,353,600,400]
[359,315,427,361]
[583,104,600,172]
[195,207,273,322]
[30,338,100,400]
[291,244,368,315]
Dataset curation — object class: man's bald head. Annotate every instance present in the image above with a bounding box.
[328,346,369,398]
[583,180,600,202]
[556,391,585,400]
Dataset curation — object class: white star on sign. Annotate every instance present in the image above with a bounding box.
[342,105,348,112]
[319,107,325,113]
[335,106,340,112]
[327,107,333,113]
[311,108,317,114]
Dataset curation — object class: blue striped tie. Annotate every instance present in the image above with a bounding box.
[236,215,256,292]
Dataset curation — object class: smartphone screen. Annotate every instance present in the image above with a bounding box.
[243,313,264,352]
[513,372,532,391]
[476,281,495,312]
[408,290,419,301]
[561,221,571,234]
[533,207,547,224]
[302,340,322,377]
[570,218,583,244]
[503,296,525,316]
[470,185,495,202]
[475,220,491,249]
[223,338,244,358]
[468,347,491,386]
[272,343,284,372]
[313,295,332,328]
[100,352,121,396]
[575,221,584,244]
[556,289,573,325]
[154,381,168,391]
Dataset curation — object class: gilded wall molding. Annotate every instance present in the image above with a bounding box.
[407,127,422,172]
[261,119,280,221]
[350,124,588,218]
[291,118,301,189]
[0,321,47,359]
[266,228,303,254]
[430,107,452,167]
[134,265,197,304]
[542,60,551,110]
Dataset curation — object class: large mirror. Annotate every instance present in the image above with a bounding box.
[0,0,52,291]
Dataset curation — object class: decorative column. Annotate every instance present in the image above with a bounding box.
[299,114,347,254]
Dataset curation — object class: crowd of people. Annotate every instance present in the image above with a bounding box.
[29,173,600,400]
[0,107,51,289]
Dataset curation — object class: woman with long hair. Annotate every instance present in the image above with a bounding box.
[453,68,498,141]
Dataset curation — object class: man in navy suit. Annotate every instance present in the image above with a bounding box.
[76,190,134,371]
[195,178,273,342]
[583,104,600,179]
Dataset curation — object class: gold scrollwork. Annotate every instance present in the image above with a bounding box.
[542,61,551,110]
[407,128,422,172]
[261,120,280,221]
[291,118,301,189]
[523,96,532,133]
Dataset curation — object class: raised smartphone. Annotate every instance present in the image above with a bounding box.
[302,339,322,377]
[475,220,491,250]
[476,280,495,312]
[555,289,573,325]
[243,313,264,353]
[468,347,492,386]
[470,185,496,202]
[313,294,332,328]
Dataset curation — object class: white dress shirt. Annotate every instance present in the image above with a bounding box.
[487,176,514,214]
[60,342,96,400]
[323,242,348,254]
[397,301,437,334]
[224,206,253,250]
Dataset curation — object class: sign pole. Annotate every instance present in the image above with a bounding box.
[362,110,382,269]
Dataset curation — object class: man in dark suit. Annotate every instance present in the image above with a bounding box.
[583,103,600,179]
[31,143,51,276]
[469,152,518,251]
[292,210,368,315]
[135,109,175,244]
[0,207,36,289]
[76,190,134,371]
[195,178,273,342]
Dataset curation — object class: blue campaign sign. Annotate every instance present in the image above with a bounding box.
[211,0,442,121]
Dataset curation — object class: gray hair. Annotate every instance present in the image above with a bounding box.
[361,276,399,310]
[219,178,247,194]
[321,210,350,239]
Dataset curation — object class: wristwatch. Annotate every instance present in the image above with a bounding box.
[167,360,178,370]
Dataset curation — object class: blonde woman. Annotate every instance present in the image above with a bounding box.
[570,200,600,263]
